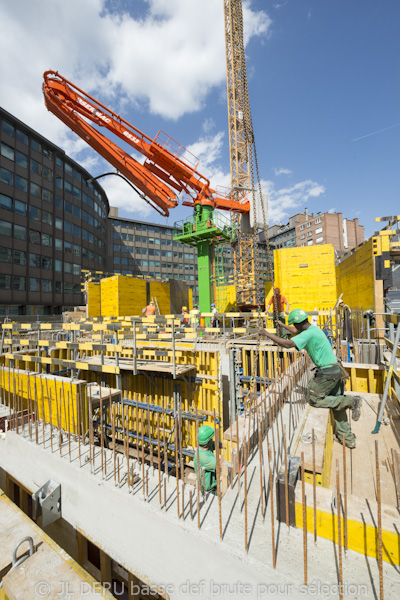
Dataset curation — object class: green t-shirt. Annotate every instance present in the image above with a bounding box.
[194,442,217,492]
[292,324,338,368]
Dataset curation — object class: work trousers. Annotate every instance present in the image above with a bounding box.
[306,368,355,445]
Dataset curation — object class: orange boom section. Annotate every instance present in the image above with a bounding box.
[42,71,250,216]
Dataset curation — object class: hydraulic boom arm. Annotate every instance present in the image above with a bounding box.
[43,71,250,217]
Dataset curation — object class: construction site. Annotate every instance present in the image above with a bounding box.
[0,2,400,600]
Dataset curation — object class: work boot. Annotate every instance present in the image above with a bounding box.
[351,396,362,421]
[335,434,356,450]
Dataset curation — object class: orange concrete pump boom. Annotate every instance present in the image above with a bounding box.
[42,71,250,217]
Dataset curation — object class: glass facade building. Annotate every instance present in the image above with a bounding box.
[0,108,109,315]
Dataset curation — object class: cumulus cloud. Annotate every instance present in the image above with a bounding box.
[273,167,292,176]
[267,180,326,222]
[0,0,270,141]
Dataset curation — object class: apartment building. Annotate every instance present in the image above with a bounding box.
[296,210,364,251]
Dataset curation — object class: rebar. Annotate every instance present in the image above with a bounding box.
[375,441,384,600]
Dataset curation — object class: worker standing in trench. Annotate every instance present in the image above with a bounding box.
[258,308,361,449]
[194,425,218,494]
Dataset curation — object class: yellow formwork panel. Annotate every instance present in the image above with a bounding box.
[100,275,147,317]
[267,244,337,311]
[87,282,101,318]
[215,285,237,312]
[0,368,88,434]
[149,281,170,314]
[336,238,375,311]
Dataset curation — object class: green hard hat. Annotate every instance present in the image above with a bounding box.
[288,309,308,325]
[198,425,215,445]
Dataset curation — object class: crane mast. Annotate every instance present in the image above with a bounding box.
[224,0,258,308]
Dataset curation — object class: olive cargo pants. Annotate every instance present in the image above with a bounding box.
[306,367,355,445]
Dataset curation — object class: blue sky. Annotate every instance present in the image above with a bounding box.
[0,0,398,237]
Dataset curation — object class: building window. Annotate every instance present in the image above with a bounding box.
[16,129,28,145]
[307,240,313,246]
[13,250,26,266]
[1,143,14,161]
[300,225,304,231]
[12,276,25,291]
[315,217,322,224]
[0,167,13,186]
[0,220,12,236]
[30,182,40,197]
[0,274,11,290]
[316,236,324,244]
[307,231,312,237]
[0,194,12,211]
[300,234,305,240]
[55,281,62,294]
[29,277,40,292]
[16,151,28,168]
[30,206,41,221]
[315,227,323,234]
[29,253,41,268]
[14,225,26,240]
[1,119,15,136]
[29,230,41,244]
[15,175,28,192]
[0,247,11,263]
[41,279,52,292]
[42,257,52,270]
[307,222,311,228]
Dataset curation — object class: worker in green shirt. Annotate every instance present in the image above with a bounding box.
[194,425,217,494]
[258,308,361,449]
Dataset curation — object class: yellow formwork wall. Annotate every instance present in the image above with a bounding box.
[336,238,375,311]
[87,282,101,318]
[51,345,224,463]
[100,275,147,317]
[149,281,170,314]
[270,244,337,311]
[215,285,237,312]
[0,368,88,433]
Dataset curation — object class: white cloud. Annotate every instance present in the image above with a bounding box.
[267,180,326,222]
[0,0,271,156]
[273,167,292,176]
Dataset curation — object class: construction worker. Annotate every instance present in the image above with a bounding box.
[210,303,218,328]
[194,425,217,494]
[267,288,289,338]
[180,306,189,327]
[258,308,361,449]
[190,304,200,331]
[143,301,156,316]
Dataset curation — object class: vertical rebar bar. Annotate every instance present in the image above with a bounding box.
[214,409,222,539]
[312,427,317,542]
[112,403,116,486]
[258,410,264,519]
[283,425,289,528]
[157,412,161,505]
[195,408,201,529]
[342,433,348,553]
[375,441,384,600]
[336,459,343,600]
[301,452,307,585]
[175,416,180,518]
[244,438,248,553]
[267,444,276,568]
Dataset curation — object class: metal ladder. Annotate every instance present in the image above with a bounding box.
[151,297,160,315]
